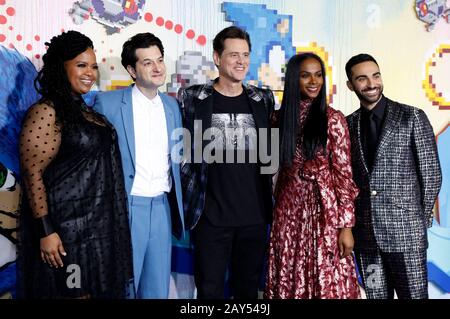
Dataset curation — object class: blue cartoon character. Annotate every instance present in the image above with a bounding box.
[222,2,295,90]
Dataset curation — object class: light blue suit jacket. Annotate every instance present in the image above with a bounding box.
[94,86,185,239]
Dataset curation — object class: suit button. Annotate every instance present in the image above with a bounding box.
[371,190,377,196]
[129,175,134,179]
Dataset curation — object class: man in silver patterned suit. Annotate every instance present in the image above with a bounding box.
[345,53,442,299]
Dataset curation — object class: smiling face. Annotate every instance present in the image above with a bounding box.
[213,38,250,84]
[347,61,384,109]
[64,47,98,95]
[299,57,324,99]
[126,45,166,92]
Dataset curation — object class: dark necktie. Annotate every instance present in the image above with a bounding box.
[367,113,379,171]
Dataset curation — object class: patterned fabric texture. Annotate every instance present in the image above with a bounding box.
[265,100,361,299]
[346,98,442,252]
[355,249,428,299]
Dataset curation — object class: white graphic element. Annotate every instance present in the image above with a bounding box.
[366,4,381,29]
[366,264,383,289]
[66,264,81,289]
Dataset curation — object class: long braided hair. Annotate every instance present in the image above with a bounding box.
[34,30,94,128]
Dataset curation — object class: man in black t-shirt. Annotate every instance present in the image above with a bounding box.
[178,26,275,299]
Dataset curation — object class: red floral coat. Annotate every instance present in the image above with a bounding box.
[265,101,361,299]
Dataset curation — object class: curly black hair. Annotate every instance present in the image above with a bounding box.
[34,30,94,127]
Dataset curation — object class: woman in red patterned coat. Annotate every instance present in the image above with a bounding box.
[265,53,361,299]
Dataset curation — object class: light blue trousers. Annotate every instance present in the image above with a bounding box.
[128,193,172,299]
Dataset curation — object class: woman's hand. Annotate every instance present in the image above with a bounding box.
[338,227,354,259]
[40,233,67,268]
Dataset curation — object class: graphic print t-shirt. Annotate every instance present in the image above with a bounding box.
[204,89,265,226]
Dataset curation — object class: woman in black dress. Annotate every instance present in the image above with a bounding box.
[18,31,133,298]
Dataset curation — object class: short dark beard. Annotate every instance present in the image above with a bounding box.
[355,86,383,106]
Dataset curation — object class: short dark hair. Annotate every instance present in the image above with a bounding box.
[345,53,379,81]
[212,26,251,56]
[121,32,164,70]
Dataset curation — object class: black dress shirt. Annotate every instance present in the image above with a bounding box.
[360,96,387,172]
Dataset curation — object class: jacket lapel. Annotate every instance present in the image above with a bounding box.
[194,90,213,150]
[354,110,369,175]
[373,99,402,168]
[160,93,175,150]
[120,86,136,167]
[246,86,268,130]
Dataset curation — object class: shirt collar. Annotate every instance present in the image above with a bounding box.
[361,95,386,120]
[132,84,162,107]
[197,78,265,103]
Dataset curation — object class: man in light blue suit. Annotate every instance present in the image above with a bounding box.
[94,33,184,298]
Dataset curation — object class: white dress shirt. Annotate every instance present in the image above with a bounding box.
[130,85,171,197]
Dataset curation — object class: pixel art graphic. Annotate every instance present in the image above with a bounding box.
[222,2,296,90]
[221,2,336,106]
[167,51,217,97]
[70,0,147,34]
[427,123,450,295]
[296,42,337,105]
[423,44,450,110]
[141,12,207,46]
[415,0,450,31]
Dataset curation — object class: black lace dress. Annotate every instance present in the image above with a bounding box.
[18,100,133,299]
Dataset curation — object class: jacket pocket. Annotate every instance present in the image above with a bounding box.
[389,196,422,212]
